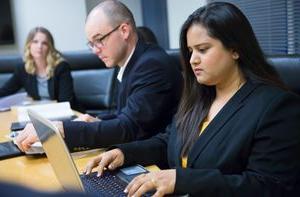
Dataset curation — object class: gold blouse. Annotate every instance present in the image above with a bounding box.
[181,120,209,168]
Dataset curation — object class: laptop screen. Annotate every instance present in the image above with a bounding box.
[28,109,84,192]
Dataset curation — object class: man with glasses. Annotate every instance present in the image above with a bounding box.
[16,0,182,151]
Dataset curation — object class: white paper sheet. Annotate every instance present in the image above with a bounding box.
[16,102,74,122]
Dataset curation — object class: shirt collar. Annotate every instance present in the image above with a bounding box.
[117,46,136,82]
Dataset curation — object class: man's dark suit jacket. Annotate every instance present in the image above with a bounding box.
[118,81,300,196]
[0,61,76,107]
[63,41,183,150]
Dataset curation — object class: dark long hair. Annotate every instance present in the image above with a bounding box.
[176,2,284,156]
[137,26,158,44]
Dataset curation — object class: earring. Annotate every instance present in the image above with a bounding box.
[232,53,239,60]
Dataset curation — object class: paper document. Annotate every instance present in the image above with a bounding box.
[0,92,28,111]
[16,102,74,122]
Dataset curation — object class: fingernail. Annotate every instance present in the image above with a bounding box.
[123,188,127,193]
[109,164,113,169]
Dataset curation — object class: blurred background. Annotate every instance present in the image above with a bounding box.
[0,0,299,56]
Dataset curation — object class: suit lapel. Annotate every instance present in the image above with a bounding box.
[170,122,184,167]
[117,40,148,109]
[187,81,258,166]
[121,40,147,85]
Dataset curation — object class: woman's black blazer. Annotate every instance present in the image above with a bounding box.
[118,81,300,196]
[0,61,76,107]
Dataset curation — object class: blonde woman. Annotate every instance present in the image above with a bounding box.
[0,27,76,107]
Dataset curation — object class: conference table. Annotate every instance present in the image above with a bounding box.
[0,109,154,192]
[0,110,105,191]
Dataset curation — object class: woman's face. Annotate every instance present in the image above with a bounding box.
[30,32,50,61]
[186,24,239,86]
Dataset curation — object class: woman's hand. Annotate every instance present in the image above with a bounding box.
[84,148,124,176]
[125,169,176,197]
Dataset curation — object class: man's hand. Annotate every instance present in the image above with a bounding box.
[15,123,38,152]
[73,114,101,122]
[15,121,64,152]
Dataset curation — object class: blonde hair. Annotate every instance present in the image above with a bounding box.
[23,27,64,78]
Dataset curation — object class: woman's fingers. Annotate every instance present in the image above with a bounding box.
[84,155,102,175]
[83,149,125,176]
[125,170,176,197]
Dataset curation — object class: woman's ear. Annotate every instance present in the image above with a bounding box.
[232,50,239,60]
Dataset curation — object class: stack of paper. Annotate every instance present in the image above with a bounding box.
[0,92,28,112]
[16,102,74,122]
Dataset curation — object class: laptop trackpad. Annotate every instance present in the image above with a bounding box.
[118,165,148,183]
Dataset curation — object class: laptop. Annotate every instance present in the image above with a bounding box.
[27,109,151,196]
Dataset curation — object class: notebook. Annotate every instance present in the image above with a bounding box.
[27,109,152,196]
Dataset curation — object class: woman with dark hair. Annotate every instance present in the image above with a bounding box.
[0,27,77,109]
[83,2,300,196]
[137,26,158,45]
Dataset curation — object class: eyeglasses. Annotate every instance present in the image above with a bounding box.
[87,25,120,49]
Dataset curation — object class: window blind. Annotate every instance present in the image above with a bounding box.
[209,0,300,55]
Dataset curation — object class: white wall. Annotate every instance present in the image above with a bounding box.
[167,0,206,49]
[0,0,206,55]
[120,0,143,26]
[85,0,143,26]
[0,0,87,55]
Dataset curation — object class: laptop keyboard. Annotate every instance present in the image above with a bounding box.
[80,171,127,197]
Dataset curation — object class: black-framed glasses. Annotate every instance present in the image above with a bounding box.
[87,25,121,49]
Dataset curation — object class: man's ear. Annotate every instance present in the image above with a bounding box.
[120,23,130,40]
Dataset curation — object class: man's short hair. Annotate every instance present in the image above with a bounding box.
[98,0,136,29]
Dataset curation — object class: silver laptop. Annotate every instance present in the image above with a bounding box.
[27,109,150,196]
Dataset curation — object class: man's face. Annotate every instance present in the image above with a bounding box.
[85,11,126,68]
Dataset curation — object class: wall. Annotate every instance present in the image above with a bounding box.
[85,0,143,26]
[167,0,206,49]
[0,0,206,55]
[0,0,87,55]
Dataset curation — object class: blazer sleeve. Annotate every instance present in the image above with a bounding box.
[0,66,24,97]
[174,92,300,196]
[63,58,181,150]
[52,61,76,107]
[120,58,181,135]
[115,125,172,168]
